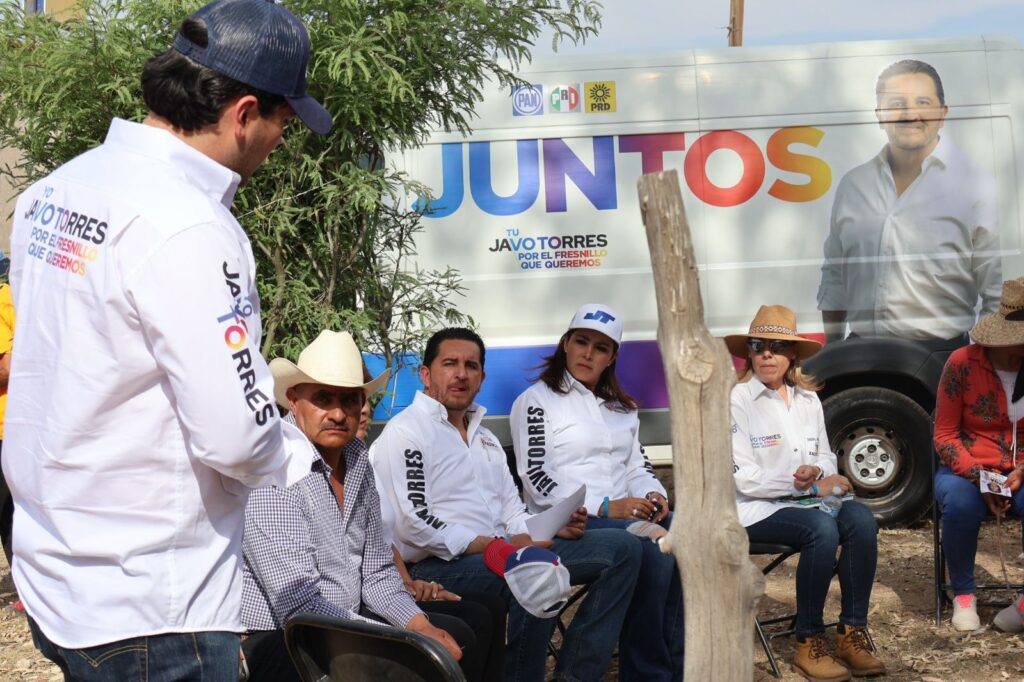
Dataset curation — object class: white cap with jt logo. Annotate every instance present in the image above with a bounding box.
[568,303,623,346]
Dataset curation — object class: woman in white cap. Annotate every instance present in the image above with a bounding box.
[510,303,682,681]
[726,305,884,682]
[933,277,1024,634]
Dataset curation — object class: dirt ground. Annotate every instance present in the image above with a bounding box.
[1,522,1023,681]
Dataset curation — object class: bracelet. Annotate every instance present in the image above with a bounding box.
[503,534,511,543]
[600,497,610,518]
[809,482,819,497]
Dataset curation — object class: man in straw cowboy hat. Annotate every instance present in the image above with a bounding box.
[933,278,1024,633]
[727,305,885,681]
[239,330,475,681]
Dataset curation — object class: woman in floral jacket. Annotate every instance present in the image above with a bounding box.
[934,277,1024,632]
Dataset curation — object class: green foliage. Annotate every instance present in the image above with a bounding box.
[0,0,601,367]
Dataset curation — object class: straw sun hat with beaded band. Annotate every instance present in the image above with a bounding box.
[724,304,823,361]
[970,278,1024,348]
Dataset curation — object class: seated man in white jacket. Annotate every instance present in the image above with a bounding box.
[371,327,642,682]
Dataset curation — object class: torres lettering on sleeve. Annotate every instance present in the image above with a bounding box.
[404,449,445,529]
[524,405,558,496]
[217,262,274,426]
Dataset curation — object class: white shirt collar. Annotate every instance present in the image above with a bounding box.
[104,118,241,209]
[412,390,489,433]
[873,133,954,175]
[746,374,804,402]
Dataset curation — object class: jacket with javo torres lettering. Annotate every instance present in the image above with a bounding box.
[6,118,313,649]
[370,391,531,563]
[510,373,665,514]
[730,376,837,527]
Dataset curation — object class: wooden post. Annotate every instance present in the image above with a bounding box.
[729,0,744,46]
[637,169,763,681]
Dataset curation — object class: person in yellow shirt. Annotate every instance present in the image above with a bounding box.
[0,281,15,439]
[0,252,14,567]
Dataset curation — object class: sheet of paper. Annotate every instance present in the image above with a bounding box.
[526,484,587,541]
[980,470,1011,497]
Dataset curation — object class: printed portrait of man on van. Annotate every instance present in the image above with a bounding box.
[816,59,1001,345]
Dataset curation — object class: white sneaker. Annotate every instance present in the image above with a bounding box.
[994,593,1024,633]
[952,594,980,631]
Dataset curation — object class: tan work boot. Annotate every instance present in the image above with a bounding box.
[835,624,886,677]
[793,632,851,682]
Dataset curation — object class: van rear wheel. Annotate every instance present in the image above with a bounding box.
[821,386,931,527]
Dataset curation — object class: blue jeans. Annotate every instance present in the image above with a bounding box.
[587,515,683,681]
[28,618,240,682]
[934,465,1024,595]
[410,529,641,682]
[745,502,878,637]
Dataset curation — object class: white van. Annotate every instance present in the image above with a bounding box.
[381,36,1024,526]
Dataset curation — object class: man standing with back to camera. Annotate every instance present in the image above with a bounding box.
[6,0,331,679]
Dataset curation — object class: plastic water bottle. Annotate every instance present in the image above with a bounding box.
[819,486,843,518]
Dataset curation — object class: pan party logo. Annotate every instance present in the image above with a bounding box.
[584,81,616,113]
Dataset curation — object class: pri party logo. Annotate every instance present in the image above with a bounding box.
[549,84,580,113]
[512,85,544,116]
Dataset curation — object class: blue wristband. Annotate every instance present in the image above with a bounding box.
[809,482,819,497]
[600,497,610,518]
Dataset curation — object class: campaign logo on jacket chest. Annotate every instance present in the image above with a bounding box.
[750,433,783,449]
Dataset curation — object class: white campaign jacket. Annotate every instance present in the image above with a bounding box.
[730,376,838,527]
[510,374,665,514]
[6,119,314,648]
[369,391,532,563]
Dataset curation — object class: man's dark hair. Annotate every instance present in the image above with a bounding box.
[875,59,945,106]
[141,17,286,131]
[423,328,486,369]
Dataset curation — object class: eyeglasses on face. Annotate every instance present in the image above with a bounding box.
[747,338,795,355]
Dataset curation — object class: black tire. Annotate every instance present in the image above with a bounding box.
[821,386,932,527]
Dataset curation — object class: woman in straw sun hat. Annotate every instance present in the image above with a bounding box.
[933,277,1024,634]
[727,305,885,681]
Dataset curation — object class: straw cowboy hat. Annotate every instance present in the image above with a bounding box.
[724,304,823,360]
[269,330,389,408]
[971,277,1024,347]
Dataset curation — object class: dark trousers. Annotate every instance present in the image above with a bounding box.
[420,591,507,682]
[29,618,240,682]
[745,502,878,637]
[587,514,684,681]
[934,465,1024,594]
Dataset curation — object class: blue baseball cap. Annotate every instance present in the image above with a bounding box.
[172,0,332,134]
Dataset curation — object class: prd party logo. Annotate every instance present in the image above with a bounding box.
[585,81,616,112]
[549,84,580,113]
[512,84,544,116]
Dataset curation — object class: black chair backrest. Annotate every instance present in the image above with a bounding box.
[285,613,467,682]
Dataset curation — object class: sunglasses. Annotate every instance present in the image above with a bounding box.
[747,339,795,355]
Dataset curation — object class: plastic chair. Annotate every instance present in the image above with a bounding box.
[284,612,467,682]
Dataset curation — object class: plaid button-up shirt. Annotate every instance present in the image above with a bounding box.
[241,418,421,631]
